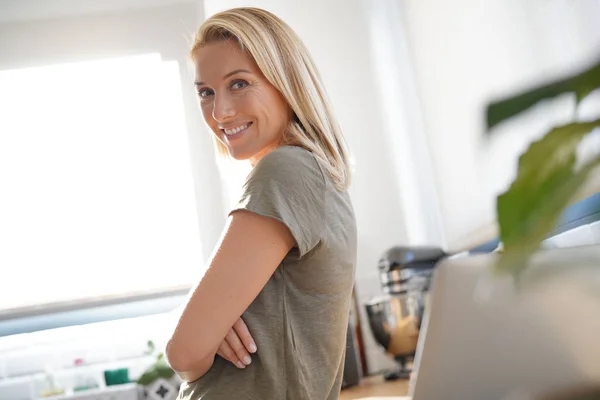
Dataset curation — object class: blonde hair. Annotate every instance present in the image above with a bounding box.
[190,7,351,190]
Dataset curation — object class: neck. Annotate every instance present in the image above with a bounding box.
[249,142,281,167]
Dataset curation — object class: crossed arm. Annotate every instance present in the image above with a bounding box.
[165,209,295,382]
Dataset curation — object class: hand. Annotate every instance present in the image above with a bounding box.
[217,318,257,369]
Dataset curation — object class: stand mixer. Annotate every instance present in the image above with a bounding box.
[365,246,446,380]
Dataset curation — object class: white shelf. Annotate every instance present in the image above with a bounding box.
[36,383,138,400]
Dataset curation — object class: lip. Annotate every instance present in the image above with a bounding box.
[219,122,252,131]
[220,122,252,140]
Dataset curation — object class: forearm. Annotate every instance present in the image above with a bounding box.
[166,211,292,372]
[166,280,243,369]
[165,303,222,378]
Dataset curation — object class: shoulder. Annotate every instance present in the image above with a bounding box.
[258,145,320,169]
[237,146,327,257]
[252,146,325,183]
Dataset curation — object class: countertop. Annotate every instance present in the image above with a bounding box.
[340,375,409,400]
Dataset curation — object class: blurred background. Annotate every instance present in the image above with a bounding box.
[0,0,599,399]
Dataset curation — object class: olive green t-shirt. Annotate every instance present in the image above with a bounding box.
[177,145,357,399]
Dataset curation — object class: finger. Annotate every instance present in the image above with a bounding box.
[219,339,246,369]
[217,342,234,364]
[216,348,230,363]
[217,349,243,369]
[226,329,252,366]
[233,318,257,353]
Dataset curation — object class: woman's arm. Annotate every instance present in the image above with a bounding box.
[165,209,294,380]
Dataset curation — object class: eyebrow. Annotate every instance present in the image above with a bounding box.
[194,69,251,86]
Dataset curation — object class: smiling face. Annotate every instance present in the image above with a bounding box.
[193,40,292,164]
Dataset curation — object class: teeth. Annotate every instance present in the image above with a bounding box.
[224,123,249,135]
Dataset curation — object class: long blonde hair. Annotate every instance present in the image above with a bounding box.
[190,7,351,190]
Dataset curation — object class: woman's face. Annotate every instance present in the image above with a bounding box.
[193,41,292,164]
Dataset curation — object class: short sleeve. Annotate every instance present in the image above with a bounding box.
[229,146,326,258]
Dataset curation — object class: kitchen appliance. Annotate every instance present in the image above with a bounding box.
[365,246,446,380]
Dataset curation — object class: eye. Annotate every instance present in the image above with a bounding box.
[231,80,248,90]
[196,87,214,99]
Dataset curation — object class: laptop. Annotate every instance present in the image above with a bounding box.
[405,244,600,400]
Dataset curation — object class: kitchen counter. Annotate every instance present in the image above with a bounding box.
[340,375,409,399]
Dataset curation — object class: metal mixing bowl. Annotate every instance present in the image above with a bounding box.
[365,292,426,358]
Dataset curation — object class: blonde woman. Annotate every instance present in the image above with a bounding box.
[166,7,357,399]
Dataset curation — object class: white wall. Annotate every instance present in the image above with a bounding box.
[0,0,194,24]
[401,0,600,250]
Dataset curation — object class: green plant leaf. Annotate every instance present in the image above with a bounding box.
[486,58,600,130]
[155,361,176,379]
[137,369,159,386]
[494,119,600,277]
[136,359,175,385]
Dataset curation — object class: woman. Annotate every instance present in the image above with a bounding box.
[166,7,357,399]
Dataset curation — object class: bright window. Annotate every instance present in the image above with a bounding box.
[0,54,203,314]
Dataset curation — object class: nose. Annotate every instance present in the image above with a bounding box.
[212,93,236,122]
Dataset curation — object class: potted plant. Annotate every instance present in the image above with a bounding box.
[137,340,180,400]
[485,56,600,277]
[483,56,600,398]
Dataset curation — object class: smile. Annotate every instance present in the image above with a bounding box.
[223,122,252,136]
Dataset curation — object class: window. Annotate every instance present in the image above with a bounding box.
[0,54,203,316]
